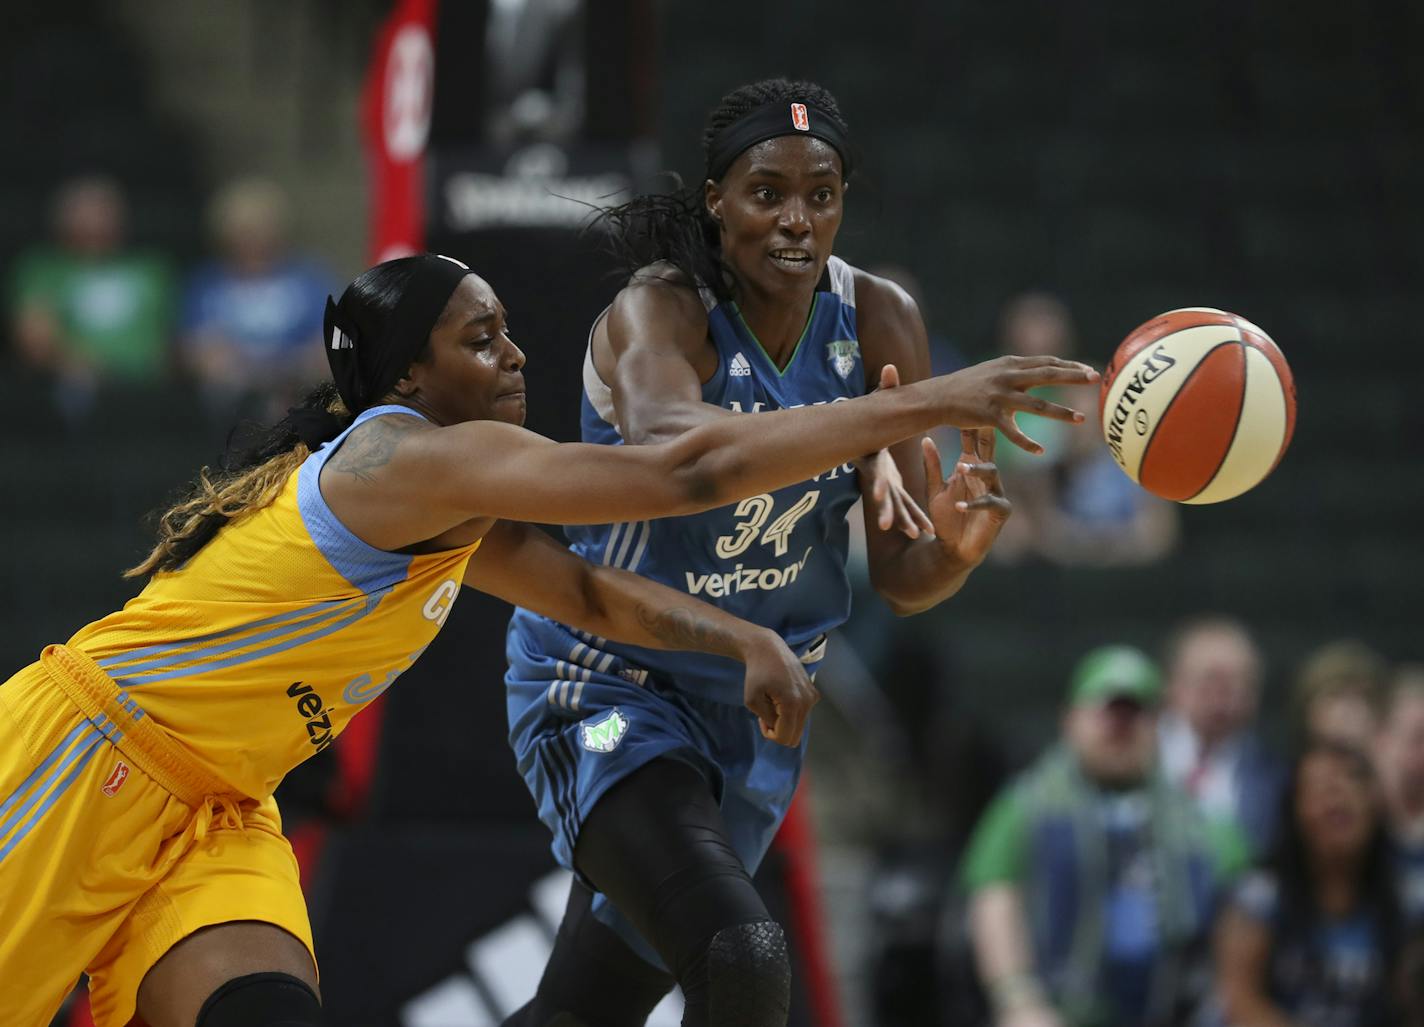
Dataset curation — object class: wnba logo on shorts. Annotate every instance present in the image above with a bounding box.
[790,103,809,131]
[101,760,130,797]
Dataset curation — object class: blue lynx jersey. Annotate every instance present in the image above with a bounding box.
[510,256,866,704]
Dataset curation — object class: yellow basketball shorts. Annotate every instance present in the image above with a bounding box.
[0,646,315,1027]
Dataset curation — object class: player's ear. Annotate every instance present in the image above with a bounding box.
[391,364,420,399]
[705,179,723,226]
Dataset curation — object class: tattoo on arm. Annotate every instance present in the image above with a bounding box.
[327,417,422,483]
[634,602,738,658]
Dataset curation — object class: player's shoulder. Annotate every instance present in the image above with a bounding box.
[606,262,710,349]
[620,262,706,309]
[849,264,921,324]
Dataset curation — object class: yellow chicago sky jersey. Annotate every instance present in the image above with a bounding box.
[66,405,479,800]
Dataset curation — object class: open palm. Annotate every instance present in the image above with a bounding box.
[923,427,1012,566]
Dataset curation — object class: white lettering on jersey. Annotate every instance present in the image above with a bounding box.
[685,547,814,596]
[422,579,460,625]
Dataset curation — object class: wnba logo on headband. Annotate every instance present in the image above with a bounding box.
[706,100,854,181]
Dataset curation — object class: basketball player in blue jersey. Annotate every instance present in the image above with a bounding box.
[504,79,1097,1027]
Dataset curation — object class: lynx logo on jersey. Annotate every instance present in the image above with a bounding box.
[826,339,858,380]
[581,709,629,753]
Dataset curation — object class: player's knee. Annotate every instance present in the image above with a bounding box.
[196,971,322,1027]
[705,920,791,1026]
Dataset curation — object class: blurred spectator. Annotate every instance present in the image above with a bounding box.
[180,177,332,418]
[960,646,1247,1027]
[866,264,968,378]
[1158,617,1284,856]
[1294,641,1388,751]
[9,175,174,417]
[1375,665,1424,923]
[989,292,1177,566]
[1215,739,1411,1026]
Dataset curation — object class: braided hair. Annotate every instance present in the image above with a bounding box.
[596,78,850,303]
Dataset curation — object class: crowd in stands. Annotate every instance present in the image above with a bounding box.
[8,173,334,424]
[954,620,1424,1027]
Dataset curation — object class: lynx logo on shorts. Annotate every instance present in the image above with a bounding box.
[826,339,858,379]
[581,709,629,753]
[101,760,130,797]
[790,103,810,131]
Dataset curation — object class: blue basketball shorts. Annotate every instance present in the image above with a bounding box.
[505,611,815,965]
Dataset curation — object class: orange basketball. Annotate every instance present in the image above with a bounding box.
[1099,307,1297,504]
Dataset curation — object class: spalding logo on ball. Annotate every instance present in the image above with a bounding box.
[1100,307,1297,504]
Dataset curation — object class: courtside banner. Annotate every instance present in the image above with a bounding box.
[362,0,436,262]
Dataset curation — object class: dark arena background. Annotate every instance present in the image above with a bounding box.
[2,2,1420,1025]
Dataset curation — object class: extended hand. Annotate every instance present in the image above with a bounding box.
[924,428,1011,567]
[857,364,935,539]
[741,630,820,747]
[927,355,1099,454]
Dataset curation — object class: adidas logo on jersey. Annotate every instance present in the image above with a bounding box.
[729,352,752,377]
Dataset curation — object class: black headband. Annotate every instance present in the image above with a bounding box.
[323,253,474,414]
[705,101,855,182]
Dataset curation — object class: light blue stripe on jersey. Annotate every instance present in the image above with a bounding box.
[97,597,363,671]
[0,727,105,861]
[297,404,424,594]
[114,591,384,687]
[100,595,370,679]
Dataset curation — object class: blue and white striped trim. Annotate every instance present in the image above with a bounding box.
[0,724,107,863]
[545,640,622,713]
[599,520,652,573]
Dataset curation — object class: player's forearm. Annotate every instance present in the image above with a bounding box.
[669,382,951,509]
[870,536,979,615]
[580,562,772,662]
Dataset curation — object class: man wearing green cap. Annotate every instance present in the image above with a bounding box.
[958,645,1248,1027]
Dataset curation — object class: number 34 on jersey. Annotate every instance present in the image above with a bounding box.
[684,488,823,599]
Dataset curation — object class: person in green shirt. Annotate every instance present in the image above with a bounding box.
[959,645,1249,1027]
[10,176,174,414]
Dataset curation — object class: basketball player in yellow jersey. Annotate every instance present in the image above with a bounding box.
[0,253,1095,1026]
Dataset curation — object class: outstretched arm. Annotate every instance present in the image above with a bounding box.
[331,349,1095,549]
[464,519,819,745]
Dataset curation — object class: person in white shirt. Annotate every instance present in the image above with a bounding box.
[1157,617,1283,855]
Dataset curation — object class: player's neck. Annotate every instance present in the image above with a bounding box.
[735,285,816,369]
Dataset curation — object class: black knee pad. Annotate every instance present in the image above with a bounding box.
[706,920,791,1027]
[196,971,322,1027]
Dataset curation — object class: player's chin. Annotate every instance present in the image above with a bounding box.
[493,392,527,425]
